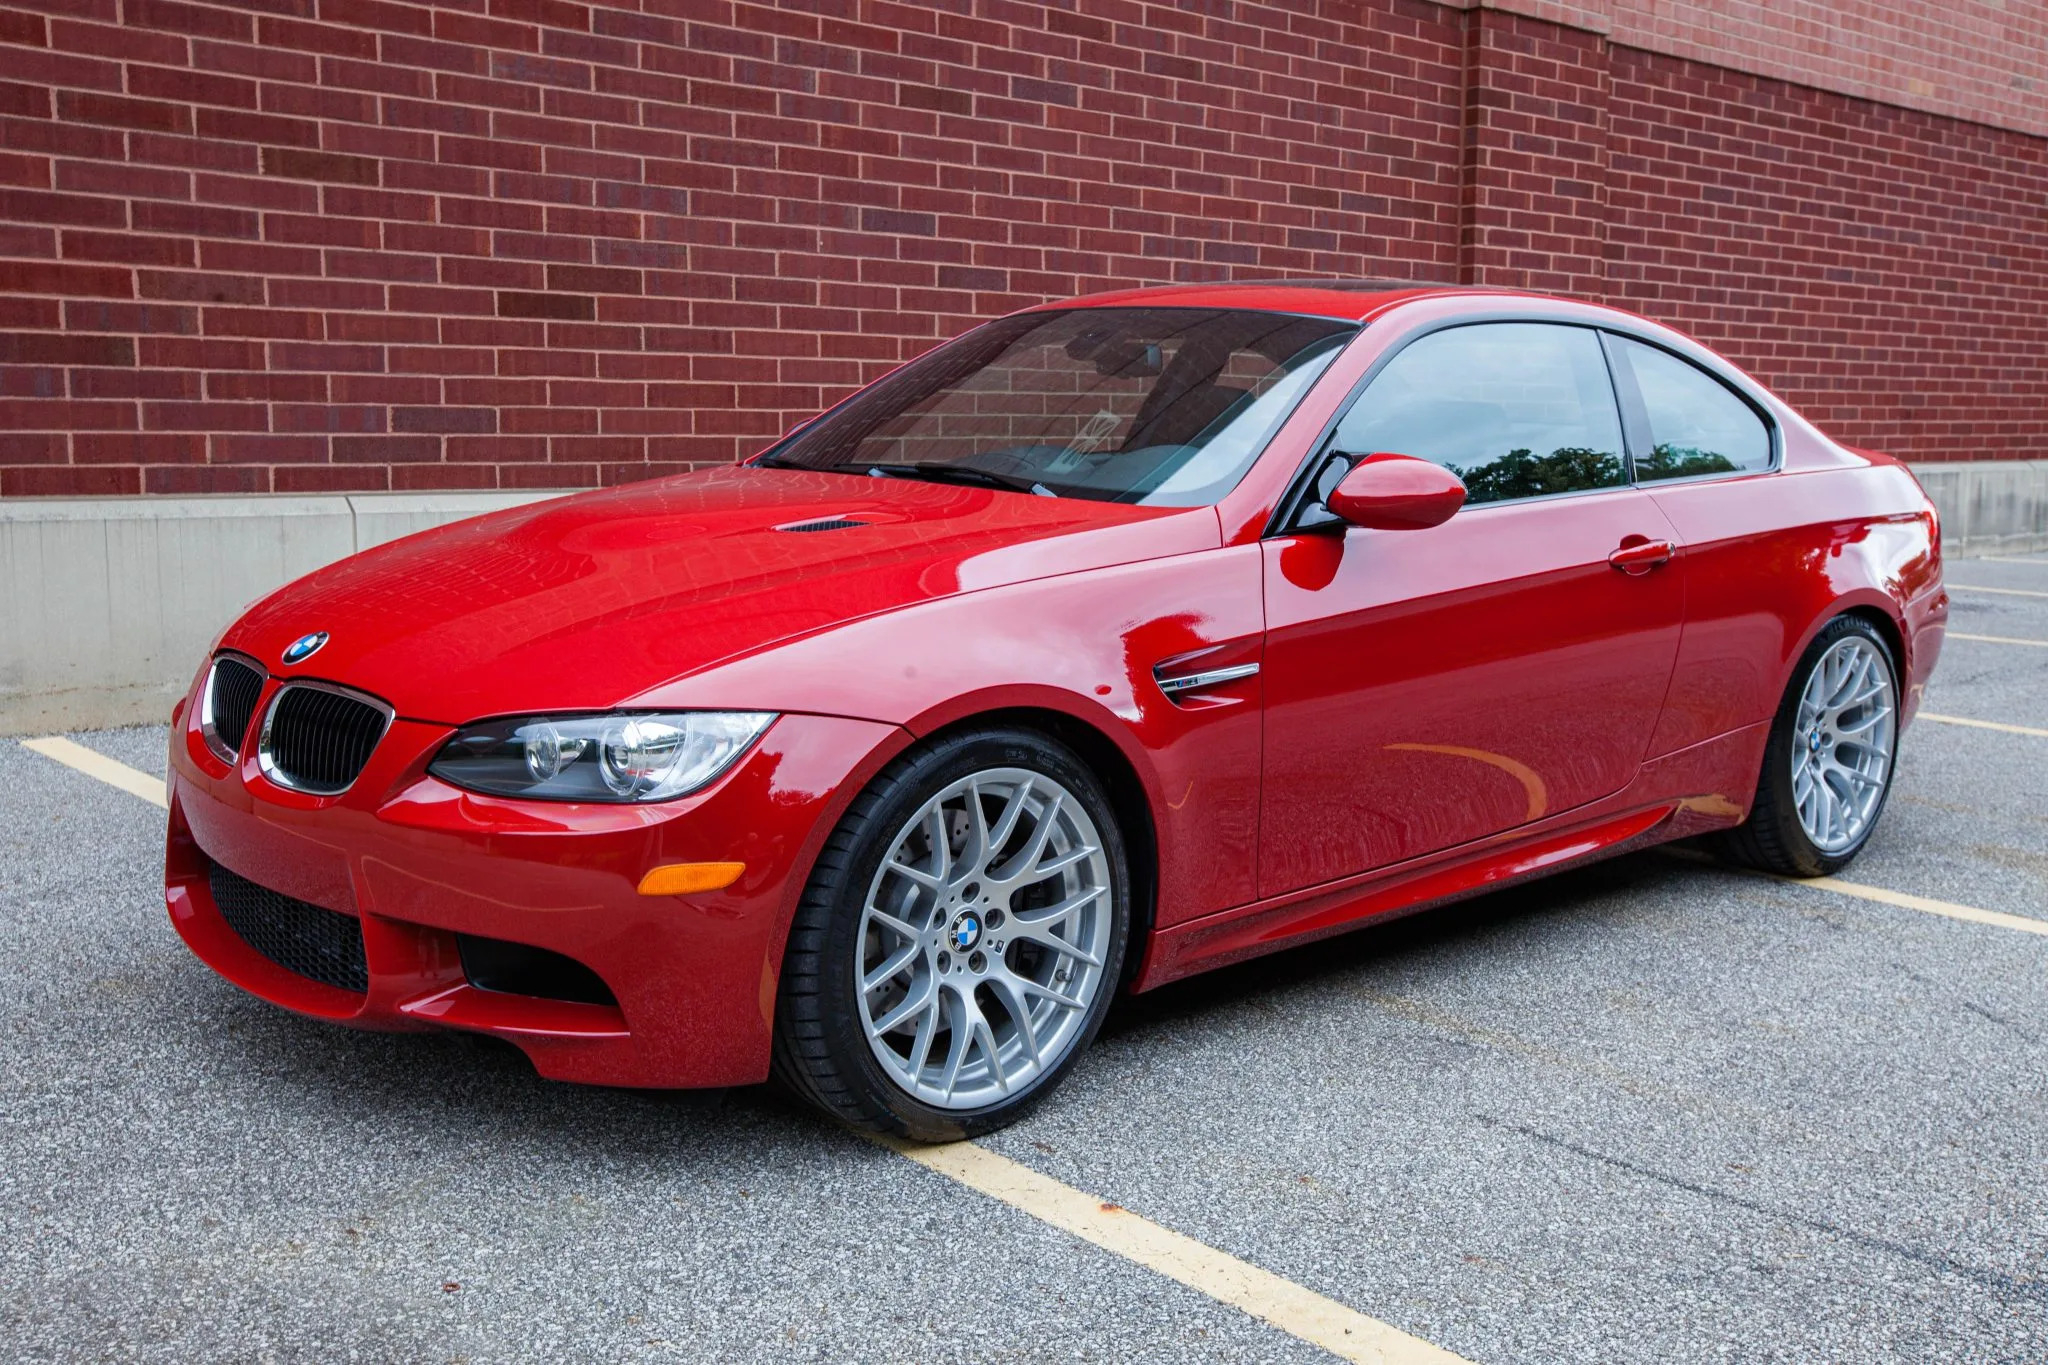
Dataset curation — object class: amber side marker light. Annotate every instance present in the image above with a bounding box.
[637,862,746,896]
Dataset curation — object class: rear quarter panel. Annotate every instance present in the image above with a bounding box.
[1646,459,1944,757]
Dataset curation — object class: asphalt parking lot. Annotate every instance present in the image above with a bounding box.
[4,558,2044,1365]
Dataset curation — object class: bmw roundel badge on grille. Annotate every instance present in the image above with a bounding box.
[281,631,329,665]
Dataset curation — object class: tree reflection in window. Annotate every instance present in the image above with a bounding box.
[1332,323,1630,507]
[1610,336,1770,480]
[1635,443,1740,480]
[1451,447,1627,503]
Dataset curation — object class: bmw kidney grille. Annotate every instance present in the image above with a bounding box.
[257,682,392,795]
[202,655,265,762]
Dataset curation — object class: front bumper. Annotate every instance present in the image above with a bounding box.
[166,680,904,1088]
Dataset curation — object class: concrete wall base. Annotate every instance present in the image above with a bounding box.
[2,461,2040,736]
[1905,459,2048,557]
[1,491,565,736]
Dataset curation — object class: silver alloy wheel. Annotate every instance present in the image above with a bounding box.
[1791,635,1897,853]
[855,767,1113,1110]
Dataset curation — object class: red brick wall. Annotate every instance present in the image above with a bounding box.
[0,0,2042,496]
[1604,47,2048,459]
[0,0,1470,496]
[1453,0,2048,141]
[1459,10,2048,462]
[1458,10,1610,298]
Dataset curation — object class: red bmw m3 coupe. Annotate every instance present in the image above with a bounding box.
[166,282,1946,1139]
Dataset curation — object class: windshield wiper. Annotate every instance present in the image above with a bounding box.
[849,462,1058,498]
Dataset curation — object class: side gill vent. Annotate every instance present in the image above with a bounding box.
[775,516,869,533]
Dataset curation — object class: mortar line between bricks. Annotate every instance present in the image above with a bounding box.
[19,733,1472,1364]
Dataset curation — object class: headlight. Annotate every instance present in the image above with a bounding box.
[428,712,775,802]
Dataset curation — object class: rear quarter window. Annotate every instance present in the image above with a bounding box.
[1610,335,1772,480]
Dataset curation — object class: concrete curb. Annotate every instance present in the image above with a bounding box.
[1,460,2040,735]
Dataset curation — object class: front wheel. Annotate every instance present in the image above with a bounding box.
[772,728,1130,1141]
[1722,614,1900,877]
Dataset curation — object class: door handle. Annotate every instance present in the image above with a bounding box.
[1608,537,1675,575]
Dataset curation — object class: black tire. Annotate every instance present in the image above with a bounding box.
[770,727,1130,1141]
[1720,614,1900,877]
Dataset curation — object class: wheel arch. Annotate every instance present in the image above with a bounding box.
[911,704,1162,988]
[1839,602,1907,680]
[1719,599,1907,877]
[1780,587,1910,708]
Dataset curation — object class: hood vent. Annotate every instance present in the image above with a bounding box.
[774,516,868,533]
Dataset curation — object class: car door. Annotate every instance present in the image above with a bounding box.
[1258,321,1686,899]
[1600,331,1789,757]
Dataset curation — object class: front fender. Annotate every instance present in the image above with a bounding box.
[631,545,1270,925]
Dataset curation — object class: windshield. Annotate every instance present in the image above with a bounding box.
[756,307,1356,505]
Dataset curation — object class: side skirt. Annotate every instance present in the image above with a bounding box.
[1132,719,1770,990]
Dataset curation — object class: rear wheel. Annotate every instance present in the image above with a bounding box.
[1722,615,1900,877]
[772,728,1129,1141]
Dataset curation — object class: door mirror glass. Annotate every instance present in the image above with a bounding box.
[1326,452,1466,530]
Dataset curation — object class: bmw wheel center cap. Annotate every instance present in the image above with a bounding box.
[949,912,982,953]
[282,631,329,665]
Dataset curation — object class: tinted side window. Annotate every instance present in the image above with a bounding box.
[1332,322,1626,504]
[1610,335,1771,480]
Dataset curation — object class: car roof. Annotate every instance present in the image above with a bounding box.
[1031,279,1528,323]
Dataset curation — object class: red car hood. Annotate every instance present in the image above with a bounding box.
[221,465,1218,724]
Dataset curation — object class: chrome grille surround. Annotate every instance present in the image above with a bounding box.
[200,653,266,765]
[255,679,394,796]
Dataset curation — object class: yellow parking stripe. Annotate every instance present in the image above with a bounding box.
[1798,875,2048,938]
[1665,849,2046,937]
[1917,712,2048,738]
[1946,583,2048,599]
[27,729,2042,932]
[24,732,1469,1363]
[883,1136,1474,1365]
[20,737,168,809]
[1947,632,2048,648]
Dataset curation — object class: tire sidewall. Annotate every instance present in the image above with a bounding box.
[800,728,1131,1141]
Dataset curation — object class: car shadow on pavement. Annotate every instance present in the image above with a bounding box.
[168,848,1692,1149]
[176,967,846,1160]
[1102,848,1690,1041]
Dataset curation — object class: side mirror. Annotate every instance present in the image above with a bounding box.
[1325,452,1466,531]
